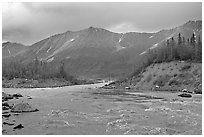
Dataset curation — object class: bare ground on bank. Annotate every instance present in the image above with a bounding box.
[103,61,202,94]
[2,77,95,88]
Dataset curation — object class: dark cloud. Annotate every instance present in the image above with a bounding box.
[2,2,202,45]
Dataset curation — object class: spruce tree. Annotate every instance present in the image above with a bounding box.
[170,37,175,60]
[190,33,196,47]
[182,37,185,45]
[178,33,182,45]
[190,33,196,60]
[196,35,202,61]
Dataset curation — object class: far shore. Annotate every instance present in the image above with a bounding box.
[2,81,112,90]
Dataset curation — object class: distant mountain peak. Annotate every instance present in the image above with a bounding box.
[88,26,95,29]
[87,26,97,32]
[88,26,102,31]
[2,41,27,50]
[2,41,11,44]
[65,30,73,33]
[185,20,202,25]
[182,20,202,30]
[84,26,111,34]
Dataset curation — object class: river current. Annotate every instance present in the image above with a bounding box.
[2,83,202,135]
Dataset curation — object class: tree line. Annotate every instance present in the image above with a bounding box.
[2,57,75,81]
[131,33,202,77]
[147,33,202,64]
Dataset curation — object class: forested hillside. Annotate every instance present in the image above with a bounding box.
[104,33,202,92]
[131,32,202,77]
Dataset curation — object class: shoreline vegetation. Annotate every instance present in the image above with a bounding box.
[2,57,96,88]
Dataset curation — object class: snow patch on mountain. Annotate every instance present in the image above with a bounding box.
[150,43,158,49]
[47,35,79,58]
[47,46,52,53]
[140,42,159,55]
[7,47,11,56]
[119,34,125,43]
[55,36,78,52]
[36,46,44,55]
[149,35,154,38]
[47,57,54,62]
[139,51,147,55]
[70,38,75,42]
[116,45,126,51]
[114,40,126,51]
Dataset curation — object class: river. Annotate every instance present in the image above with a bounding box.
[2,83,202,135]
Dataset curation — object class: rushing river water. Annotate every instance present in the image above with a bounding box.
[2,83,202,135]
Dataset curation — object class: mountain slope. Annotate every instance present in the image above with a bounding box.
[2,42,29,58]
[2,20,202,79]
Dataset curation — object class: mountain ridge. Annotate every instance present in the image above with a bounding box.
[2,20,201,46]
[2,20,202,79]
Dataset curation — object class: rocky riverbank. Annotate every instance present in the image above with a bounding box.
[2,92,39,134]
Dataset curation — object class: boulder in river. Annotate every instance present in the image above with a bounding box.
[125,86,131,89]
[27,96,32,99]
[2,106,10,111]
[178,93,192,98]
[3,122,14,126]
[2,114,11,118]
[13,93,23,98]
[2,102,10,107]
[13,124,24,129]
[11,102,39,113]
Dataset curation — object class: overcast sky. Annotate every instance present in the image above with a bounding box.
[2,2,202,45]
